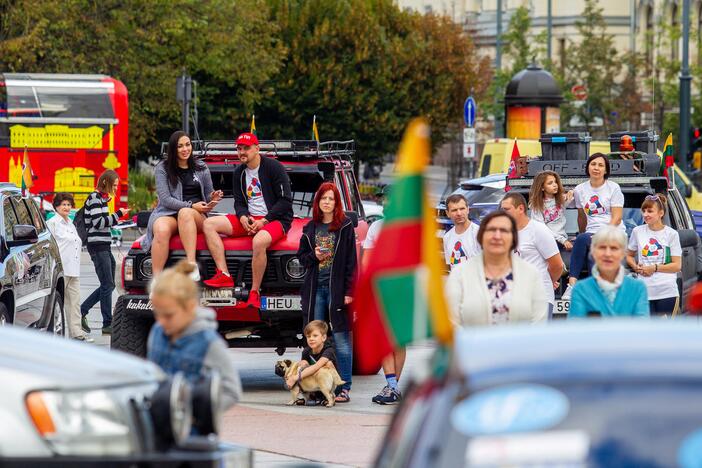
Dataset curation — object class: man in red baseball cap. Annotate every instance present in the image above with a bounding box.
[202,132,293,309]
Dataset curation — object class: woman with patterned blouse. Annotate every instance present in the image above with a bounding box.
[446,210,547,326]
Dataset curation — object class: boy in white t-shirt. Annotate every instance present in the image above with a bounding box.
[442,194,481,269]
[626,194,682,316]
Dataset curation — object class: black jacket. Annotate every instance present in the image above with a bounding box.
[298,218,357,333]
[232,156,293,232]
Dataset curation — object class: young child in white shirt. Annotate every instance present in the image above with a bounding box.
[529,170,573,250]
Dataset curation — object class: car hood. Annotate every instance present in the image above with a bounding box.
[0,327,164,391]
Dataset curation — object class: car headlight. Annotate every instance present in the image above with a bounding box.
[140,258,153,279]
[124,257,134,282]
[149,372,192,448]
[285,257,305,279]
[25,388,136,456]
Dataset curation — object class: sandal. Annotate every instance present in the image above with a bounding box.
[335,389,350,403]
[294,397,306,406]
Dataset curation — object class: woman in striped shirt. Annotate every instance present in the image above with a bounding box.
[80,169,129,335]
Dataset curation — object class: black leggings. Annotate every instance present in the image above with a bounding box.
[649,296,679,317]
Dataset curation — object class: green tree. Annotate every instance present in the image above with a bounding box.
[255,0,490,164]
[0,0,285,163]
[481,6,547,122]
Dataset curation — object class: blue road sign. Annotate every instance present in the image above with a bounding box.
[464,96,476,127]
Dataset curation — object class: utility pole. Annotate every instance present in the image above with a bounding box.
[495,0,503,138]
[176,71,192,135]
[680,0,691,171]
[547,0,552,63]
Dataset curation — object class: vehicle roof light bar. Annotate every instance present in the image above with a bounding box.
[161,139,356,162]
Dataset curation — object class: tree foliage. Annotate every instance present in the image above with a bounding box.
[0,0,284,164]
[481,6,546,121]
[0,0,489,165]
[558,0,647,136]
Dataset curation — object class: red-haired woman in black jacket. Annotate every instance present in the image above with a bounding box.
[297,182,357,403]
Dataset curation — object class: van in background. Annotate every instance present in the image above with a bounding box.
[478,138,610,177]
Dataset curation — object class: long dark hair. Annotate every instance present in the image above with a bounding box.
[166,130,202,187]
[312,182,346,231]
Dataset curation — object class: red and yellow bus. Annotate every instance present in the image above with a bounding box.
[0,73,128,211]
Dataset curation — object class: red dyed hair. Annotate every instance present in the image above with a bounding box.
[312,182,346,231]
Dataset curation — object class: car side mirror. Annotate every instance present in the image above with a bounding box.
[317,162,335,181]
[685,183,693,198]
[345,211,359,228]
[7,224,38,247]
[679,229,699,249]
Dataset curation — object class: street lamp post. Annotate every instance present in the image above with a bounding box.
[495,0,504,138]
[680,0,691,170]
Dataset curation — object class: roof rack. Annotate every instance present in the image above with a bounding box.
[507,152,663,188]
[159,139,355,162]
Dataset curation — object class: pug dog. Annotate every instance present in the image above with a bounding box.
[275,359,345,407]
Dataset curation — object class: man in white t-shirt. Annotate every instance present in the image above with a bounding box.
[442,194,481,269]
[501,192,564,318]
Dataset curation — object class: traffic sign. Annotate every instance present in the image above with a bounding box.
[464,96,476,127]
[463,142,476,160]
[571,85,587,101]
[463,128,476,142]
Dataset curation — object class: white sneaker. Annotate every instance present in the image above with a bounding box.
[189,263,201,282]
[562,284,574,300]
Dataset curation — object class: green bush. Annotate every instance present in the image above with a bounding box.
[128,169,157,212]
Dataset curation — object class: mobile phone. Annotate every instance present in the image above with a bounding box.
[319,247,330,253]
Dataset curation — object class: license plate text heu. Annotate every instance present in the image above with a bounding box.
[261,296,302,311]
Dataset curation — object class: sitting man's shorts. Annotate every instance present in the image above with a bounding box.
[225,214,286,244]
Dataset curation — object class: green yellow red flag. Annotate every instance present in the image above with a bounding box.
[660,133,674,181]
[312,115,319,142]
[21,146,34,195]
[353,119,453,373]
[250,114,257,136]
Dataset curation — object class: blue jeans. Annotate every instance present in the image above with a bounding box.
[81,247,115,327]
[314,286,330,322]
[569,232,593,280]
[333,330,352,391]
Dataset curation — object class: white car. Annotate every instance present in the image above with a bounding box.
[362,200,384,224]
[0,327,251,466]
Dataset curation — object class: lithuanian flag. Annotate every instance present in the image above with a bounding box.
[660,133,674,181]
[353,119,453,374]
[312,115,319,142]
[250,114,257,136]
[21,146,34,195]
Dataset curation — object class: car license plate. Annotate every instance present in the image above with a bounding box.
[261,296,302,311]
[554,300,570,315]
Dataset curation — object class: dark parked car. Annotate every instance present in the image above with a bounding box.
[376,320,702,467]
[436,173,505,232]
[0,183,65,334]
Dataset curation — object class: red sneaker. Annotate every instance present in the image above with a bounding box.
[203,269,234,288]
[246,290,261,309]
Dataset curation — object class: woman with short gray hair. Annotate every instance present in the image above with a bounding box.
[569,225,649,317]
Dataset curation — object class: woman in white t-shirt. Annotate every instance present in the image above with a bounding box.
[564,153,625,299]
[626,194,682,316]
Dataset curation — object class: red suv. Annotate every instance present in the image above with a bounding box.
[111,140,370,361]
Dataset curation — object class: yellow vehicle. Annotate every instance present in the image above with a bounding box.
[477,138,610,177]
[478,138,702,211]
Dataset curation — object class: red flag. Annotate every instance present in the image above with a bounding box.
[505,139,520,192]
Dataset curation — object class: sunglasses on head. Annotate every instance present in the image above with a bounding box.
[645,195,660,201]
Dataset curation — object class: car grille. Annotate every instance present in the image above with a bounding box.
[201,258,278,284]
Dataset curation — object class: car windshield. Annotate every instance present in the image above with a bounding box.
[437,382,702,467]
[213,170,325,218]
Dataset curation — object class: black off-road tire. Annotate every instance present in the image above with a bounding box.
[111,297,153,357]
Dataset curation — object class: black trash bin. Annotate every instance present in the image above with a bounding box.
[539,132,591,161]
